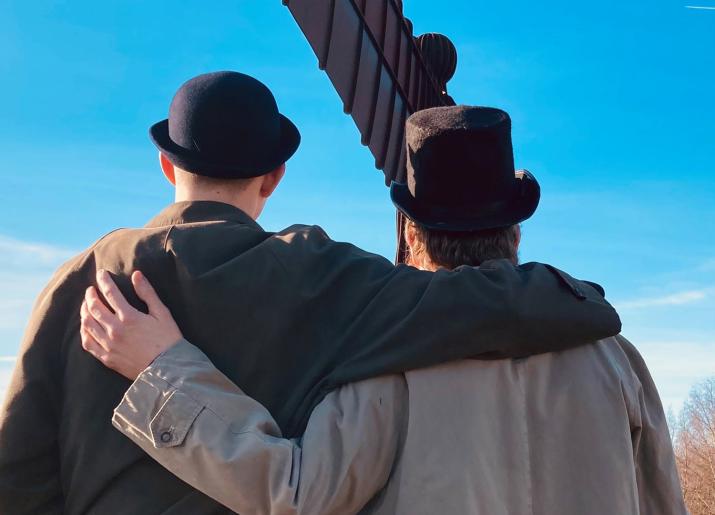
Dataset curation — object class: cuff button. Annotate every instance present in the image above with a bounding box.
[160,430,173,443]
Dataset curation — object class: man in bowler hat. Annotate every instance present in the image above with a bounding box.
[82,106,685,514]
[0,73,620,514]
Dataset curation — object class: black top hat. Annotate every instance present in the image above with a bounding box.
[150,71,301,179]
[390,106,540,231]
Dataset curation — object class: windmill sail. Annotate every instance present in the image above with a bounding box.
[283,0,453,185]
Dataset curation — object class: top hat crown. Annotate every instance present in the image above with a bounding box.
[150,71,301,179]
[390,105,540,231]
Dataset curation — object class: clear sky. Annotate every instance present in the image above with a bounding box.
[0,0,713,410]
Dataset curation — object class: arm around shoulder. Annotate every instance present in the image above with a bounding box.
[270,228,621,369]
[113,339,407,515]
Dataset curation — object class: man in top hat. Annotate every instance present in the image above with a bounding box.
[0,73,620,514]
[79,106,685,514]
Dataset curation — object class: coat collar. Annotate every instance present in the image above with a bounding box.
[145,201,262,230]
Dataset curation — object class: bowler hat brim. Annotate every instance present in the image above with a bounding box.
[390,170,541,232]
[149,114,301,179]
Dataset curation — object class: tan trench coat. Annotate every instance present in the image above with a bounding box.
[114,334,687,515]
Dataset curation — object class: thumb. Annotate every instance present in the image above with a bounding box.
[131,271,168,317]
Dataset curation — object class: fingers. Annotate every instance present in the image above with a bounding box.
[81,300,111,352]
[84,286,118,332]
[131,271,168,318]
[96,269,134,320]
[80,325,108,362]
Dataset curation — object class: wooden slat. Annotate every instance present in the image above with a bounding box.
[284,0,450,184]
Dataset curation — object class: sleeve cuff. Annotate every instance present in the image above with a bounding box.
[113,338,273,449]
[147,338,216,389]
[112,341,206,449]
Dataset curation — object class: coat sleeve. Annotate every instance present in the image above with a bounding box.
[0,266,76,514]
[268,227,622,387]
[616,335,688,515]
[112,339,407,515]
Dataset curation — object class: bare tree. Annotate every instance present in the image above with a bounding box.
[672,377,715,515]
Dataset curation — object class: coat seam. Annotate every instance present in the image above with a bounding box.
[517,359,534,515]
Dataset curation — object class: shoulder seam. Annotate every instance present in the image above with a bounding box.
[163,225,177,252]
[264,240,296,288]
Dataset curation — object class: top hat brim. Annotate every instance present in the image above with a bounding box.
[149,114,301,179]
[390,171,541,232]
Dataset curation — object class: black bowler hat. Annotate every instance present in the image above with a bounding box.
[150,71,301,179]
[390,106,540,231]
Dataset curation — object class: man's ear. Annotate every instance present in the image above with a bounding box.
[404,221,422,268]
[259,163,286,198]
[405,222,418,250]
[159,153,176,186]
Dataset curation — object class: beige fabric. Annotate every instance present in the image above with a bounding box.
[114,336,687,515]
[370,336,687,515]
[113,340,408,515]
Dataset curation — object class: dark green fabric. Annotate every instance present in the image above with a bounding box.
[0,201,620,514]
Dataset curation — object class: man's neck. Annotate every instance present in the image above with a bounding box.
[174,190,259,220]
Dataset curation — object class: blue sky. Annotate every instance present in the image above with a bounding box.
[0,0,713,410]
